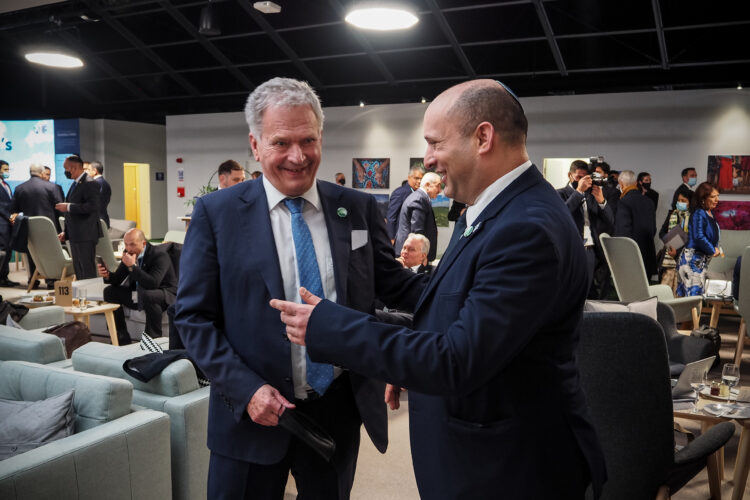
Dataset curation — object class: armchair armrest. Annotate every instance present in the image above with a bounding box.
[0,409,172,500]
[17,306,66,330]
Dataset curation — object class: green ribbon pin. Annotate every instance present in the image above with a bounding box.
[337,207,348,218]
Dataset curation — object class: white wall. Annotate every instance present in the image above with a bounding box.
[80,119,167,239]
[166,88,750,253]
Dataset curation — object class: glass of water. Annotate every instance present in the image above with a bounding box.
[77,288,88,311]
[690,369,708,413]
[722,363,740,404]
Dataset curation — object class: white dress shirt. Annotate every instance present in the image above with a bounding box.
[263,177,340,398]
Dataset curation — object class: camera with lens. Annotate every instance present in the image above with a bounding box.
[588,156,607,186]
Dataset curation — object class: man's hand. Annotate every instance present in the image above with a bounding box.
[395,256,406,267]
[121,252,136,268]
[58,232,65,242]
[9,213,17,225]
[246,384,296,426]
[55,203,69,213]
[591,184,605,204]
[667,246,677,258]
[576,175,592,193]
[97,263,109,279]
[385,384,402,410]
[269,287,322,346]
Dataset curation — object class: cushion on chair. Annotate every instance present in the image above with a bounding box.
[584,296,658,321]
[0,390,75,459]
[0,361,132,432]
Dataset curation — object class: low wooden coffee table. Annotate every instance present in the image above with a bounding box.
[63,302,121,346]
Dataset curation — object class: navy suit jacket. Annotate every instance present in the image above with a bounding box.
[10,176,63,233]
[306,166,606,498]
[614,189,657,276]
[394,188,438,262]
[175,178,422,464]
[63,173,102,243]
[0,182,12,242]
[557,184,614,254]
[386,183,414,240]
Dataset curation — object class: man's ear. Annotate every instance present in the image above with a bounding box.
[249,133,260,161]
[475,122,494,155]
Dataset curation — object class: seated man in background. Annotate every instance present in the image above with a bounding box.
[98,228,177,345]
[396,233,433,274]
[217,159,246,189]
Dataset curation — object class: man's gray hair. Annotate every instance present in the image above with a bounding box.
[29,163,44,176]
[420,172,441,188]
[619,170,636,187]
[244,77,324,138]
[409,164,425,175]
[406,233,430,255]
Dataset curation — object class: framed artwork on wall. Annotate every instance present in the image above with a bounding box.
[714,201,750,230]
[707,155,750,194]
[352,158,389,189]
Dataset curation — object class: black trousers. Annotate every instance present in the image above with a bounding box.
[0,225,11,280]
[103,284,172,345]
[70,240,97,279]
[207,374,362,500]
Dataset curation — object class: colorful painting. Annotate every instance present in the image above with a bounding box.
[714,201,750,230]
[707,155,750,194]
[353,158,389,189]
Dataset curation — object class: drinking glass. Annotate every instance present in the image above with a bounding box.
[77,288,88,311]
[690,369,708,412]
[722,363,740,404]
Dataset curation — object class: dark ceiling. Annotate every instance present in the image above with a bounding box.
[1,0,748,124]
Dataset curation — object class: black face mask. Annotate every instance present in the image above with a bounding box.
[642,182,651,190]
[64,170,72,179]
[571,180,578,190]
[337,179,345,185]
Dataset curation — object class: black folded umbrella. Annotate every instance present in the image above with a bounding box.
[278,409,337,462]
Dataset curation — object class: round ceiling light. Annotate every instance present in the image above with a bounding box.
[25,52,83,68]
[345,5,418,31]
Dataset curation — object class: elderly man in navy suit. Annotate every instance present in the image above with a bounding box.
[273,80,607,499]
[386,165,424,242]
[393,171,441,263]
[175,77,421,499]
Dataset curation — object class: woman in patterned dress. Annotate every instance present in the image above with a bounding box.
[677,182,721,296]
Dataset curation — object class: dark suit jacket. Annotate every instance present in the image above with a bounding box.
[95,176,111,228]
[614,189,657,276]
[386,183,414,240]
[175,179,422,464]
[0,182,12,243]
[10,176,63,233]
[107,242,177,303]
[394,188,438,262]
[63,173,102,243]
[557,184,614,254]
[305,166,606,498]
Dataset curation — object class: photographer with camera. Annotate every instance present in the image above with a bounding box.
[558,159,614,298]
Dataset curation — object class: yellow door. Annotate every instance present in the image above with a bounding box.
[123,163,152,238]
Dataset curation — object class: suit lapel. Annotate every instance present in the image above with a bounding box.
[237,181,285,300]
[415,166,543,312]
[318,181,351,305]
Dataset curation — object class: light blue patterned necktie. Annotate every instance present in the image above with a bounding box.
[283,197,333,395]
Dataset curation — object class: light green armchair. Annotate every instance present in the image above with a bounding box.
[72,342,209,500]
[0,306,69,368]
[0,360,172,500]
[26,216,75,292]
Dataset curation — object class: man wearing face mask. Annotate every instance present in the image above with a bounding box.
[558,160,614,298]
[0,160,19,287]
[55,155,101,279]
[335,172,346,186]
[637,171,659,208]
[671,167,697,209]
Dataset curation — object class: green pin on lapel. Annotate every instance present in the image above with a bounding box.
[337,207,348,218]
[463,226,474,238]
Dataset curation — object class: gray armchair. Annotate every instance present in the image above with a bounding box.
[577,311,735,499]
[600,233,702,325]
[0,306,69,368]
[0,360,172,500]
[26,216,75,292]
[72,342,209,500]
[733,245,750,365]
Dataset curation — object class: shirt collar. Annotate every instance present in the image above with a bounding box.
[465,160,533,227]
[262,176,321,212]
[75,172,86,183]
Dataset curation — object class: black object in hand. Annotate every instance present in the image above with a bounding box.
[278,409,336,462]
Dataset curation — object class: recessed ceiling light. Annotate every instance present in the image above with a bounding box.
[25,52,83,68]
[345,3,418,31]
[359,101,365,107]
[421,97,426,103]
[738,83,743,90]
[254,1,281,14]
